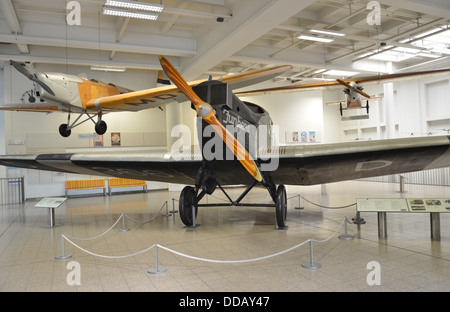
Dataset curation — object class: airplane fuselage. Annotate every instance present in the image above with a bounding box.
[33,72,129,113]
[193,80,274,160]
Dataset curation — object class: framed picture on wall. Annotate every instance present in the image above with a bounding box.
[309,131,316,143]
[93,135,103,147]
[111,132,121,146]
[301,131,307,143]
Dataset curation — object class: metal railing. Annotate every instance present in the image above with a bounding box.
[0,177,25,205]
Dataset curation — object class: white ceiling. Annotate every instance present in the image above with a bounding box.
[1,0,450,85]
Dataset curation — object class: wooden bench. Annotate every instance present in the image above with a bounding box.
[65,179,106,196]
[357,198,450,240]
[107,178,147,195]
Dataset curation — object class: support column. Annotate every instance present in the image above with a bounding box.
[430,212,441,241]
[384,62,395,139]
[0,62,6,178]
[377,212,387,238]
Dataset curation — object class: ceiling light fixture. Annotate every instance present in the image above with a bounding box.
[323,70,359,77]
[90,65,126,72]
[297,35,334,43]
[102,7,159,20]
[104,0,164,12]
[310,29,346,37]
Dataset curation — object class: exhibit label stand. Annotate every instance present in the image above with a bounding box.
[35,197,67,227]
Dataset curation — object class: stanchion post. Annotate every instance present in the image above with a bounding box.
[294,194,304,210]
[162,201,172,217]
[339,217,354,240]
[301,239,321,270]
[170,198,178,214]
[147,245,167,275]
[118,213,130,232]
[55,235,72,260]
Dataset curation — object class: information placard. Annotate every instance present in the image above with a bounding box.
[357,198,409,212]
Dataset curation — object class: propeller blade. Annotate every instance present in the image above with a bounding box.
[10,60,55,96]
[10,60,34,80]
[159,56,262,182]
[336,79,370,98]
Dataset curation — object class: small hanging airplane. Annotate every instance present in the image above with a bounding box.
[235,68,450,117]
[1,57,450,229]
[2,60,290,137]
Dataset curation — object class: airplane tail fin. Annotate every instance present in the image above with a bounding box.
[157,70,171,86]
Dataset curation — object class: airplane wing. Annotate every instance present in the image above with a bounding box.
[85,65,293,112]
[1,136,449,186]
[235,68,450,97]
[0,103,68,113]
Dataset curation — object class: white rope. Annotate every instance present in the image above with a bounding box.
[63,202,167,241]
[157,240,311,264]
[64,213,124,241]
[62,234,156,259]
[311,218,346,244]
[123,201,167,223]
[59,217,352,264]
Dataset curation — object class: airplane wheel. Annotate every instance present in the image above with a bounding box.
[95,120,107,135]
[275,184,287,228]
[59,124,71,137]
[179,186,198,226]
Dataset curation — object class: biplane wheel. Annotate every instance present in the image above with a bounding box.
[95,120,107,135]
[339,103,343,116]
[59,124,71,137]
[275,184,287,228]
[179,186,198,227]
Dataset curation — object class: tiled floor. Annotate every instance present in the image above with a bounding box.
[1,180,450,292]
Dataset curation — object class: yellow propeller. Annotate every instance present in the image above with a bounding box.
[159,56,262,182]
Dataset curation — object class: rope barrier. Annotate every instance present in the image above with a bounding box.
[55,217,353,270]
[63,201,168,241]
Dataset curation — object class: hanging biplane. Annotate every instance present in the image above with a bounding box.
[235,68,450,118]
[1,57,450,229]
[2,60,289,137]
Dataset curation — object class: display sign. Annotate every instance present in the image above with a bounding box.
[35,197,67,208]
[356,198,409,212]
[357,198,450,213]
[407,199,450,213]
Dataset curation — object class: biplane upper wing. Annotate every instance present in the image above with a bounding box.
[235,68,450,97]
[0,103,65,113]
[85,65,293,112]
[1,136,449,186]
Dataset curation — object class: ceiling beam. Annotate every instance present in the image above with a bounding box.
[0,0,29,54]
[180,0,316,80]
[0,33,196,57]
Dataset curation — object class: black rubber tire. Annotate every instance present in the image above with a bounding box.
[95,120,107,135]
[275,184,287,228]
[179,186,198,226]
[59,124,71,137]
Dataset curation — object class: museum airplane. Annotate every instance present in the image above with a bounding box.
[235,68,450,117]
[2,60,290,137]
[2,57,450,229]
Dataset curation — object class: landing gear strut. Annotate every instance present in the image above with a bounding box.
[178,166,288,229]
[58,111,107,137]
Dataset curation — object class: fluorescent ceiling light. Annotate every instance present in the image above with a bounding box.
[102,7,159,20]
[310,29,345,37]
[104,0,164,12]
[323,70,359,77]
[369,51,415,62]
[298,35,334,43]
[90,65,126,72]
[313,68,327,74]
